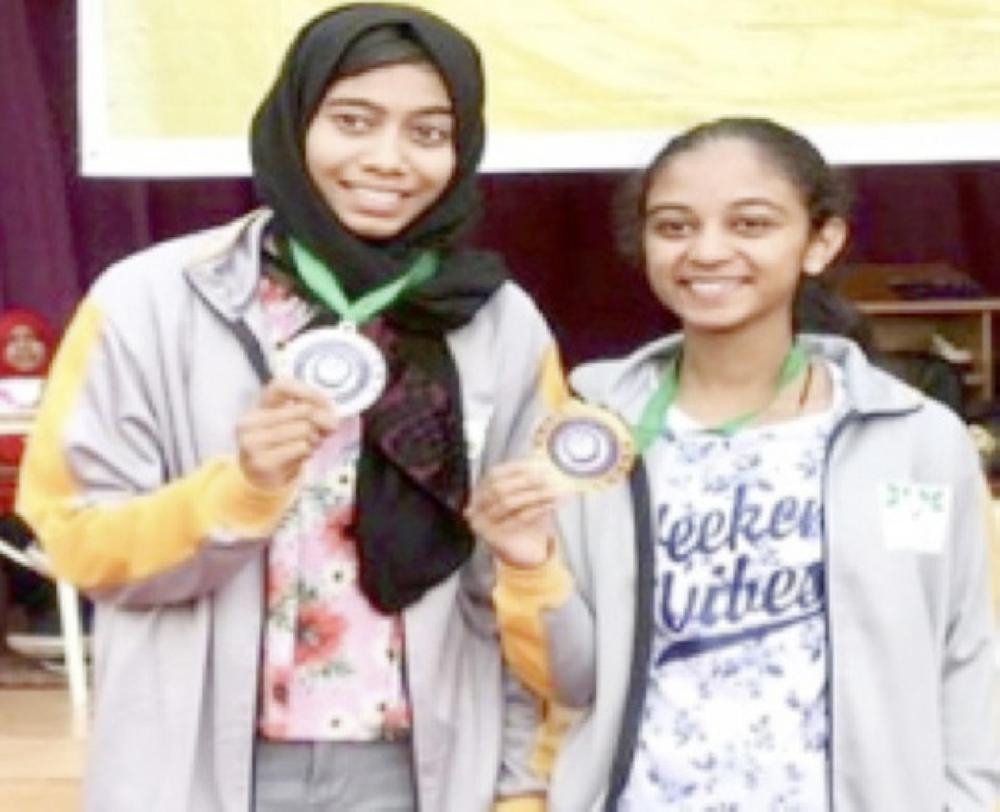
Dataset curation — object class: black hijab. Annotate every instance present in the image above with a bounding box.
[250,3,506,611]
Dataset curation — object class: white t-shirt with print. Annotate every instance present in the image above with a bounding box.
[620,362,845,812]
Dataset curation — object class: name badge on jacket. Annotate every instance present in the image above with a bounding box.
[879,481,951,554]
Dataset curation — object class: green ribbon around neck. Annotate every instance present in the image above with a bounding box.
[632,343,809,453]
[288,239,438,325]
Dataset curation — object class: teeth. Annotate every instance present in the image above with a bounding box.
[688,279,738,298]
[352,187,403,212]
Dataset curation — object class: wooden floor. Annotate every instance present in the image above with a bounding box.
[0,688,85,810]
[0,675,996,812]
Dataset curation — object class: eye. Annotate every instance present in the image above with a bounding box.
[731,215,774,236]
[647,216,695,239]
[329,111,375,135]
[409,120,454,147]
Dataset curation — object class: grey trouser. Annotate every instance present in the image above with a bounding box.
[253,738,416,811]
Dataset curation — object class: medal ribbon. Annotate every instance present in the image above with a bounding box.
[288,239,438,325]
[632,343,809,453]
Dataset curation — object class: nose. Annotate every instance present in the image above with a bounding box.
[361,126,406,174]
[688,223,732,265]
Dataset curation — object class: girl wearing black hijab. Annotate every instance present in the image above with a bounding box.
[18,4,558,810]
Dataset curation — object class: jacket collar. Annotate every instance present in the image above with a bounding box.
[570,332,924,426]
[183,208,273,322]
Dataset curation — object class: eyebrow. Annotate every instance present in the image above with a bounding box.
[646,197,787,216]
[729,197,786,211]
[321,97,454,117]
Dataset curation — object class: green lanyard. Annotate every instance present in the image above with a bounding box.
[288,239,438,325]
[632,343,809,453]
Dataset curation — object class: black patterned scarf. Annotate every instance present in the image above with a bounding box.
[250,3,506,611]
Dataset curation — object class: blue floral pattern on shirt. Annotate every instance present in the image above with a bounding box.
[620,374,844,812]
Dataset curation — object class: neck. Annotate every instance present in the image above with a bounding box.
[675,325,799,426]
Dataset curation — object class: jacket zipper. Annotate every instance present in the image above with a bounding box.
[604,460,656,810]
[819,409,849,812]
[819,403,873,812]
[402,613,422,810]
[226,315,270,811]
[248,561,267,810]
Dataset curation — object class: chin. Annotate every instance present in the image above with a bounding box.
[341,216,408,241]
[680,311,755,335]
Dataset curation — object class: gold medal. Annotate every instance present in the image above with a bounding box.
[534,401,635,492]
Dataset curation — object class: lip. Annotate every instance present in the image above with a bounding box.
[680,277,746,301]
[342,182,412,215]
[342,180,412,196]
[680,275,745,283]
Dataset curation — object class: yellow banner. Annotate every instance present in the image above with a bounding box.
[80,0,1000,174]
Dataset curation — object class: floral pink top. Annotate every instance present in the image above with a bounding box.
[257,274,410,741]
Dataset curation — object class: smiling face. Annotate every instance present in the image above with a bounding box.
[642,136,845,340]
[303,61,457,241]
[3,324,49,374]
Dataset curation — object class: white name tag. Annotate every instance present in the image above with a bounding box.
[879,481,951,554]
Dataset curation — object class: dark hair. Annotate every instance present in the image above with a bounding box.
[615,116,872,349]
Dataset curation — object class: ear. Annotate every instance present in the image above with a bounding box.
[802,217,848,277]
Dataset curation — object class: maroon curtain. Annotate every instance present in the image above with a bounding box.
[0,0,80,327]
[5,0,1000,368]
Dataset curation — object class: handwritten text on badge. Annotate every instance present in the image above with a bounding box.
[879,481,951,554]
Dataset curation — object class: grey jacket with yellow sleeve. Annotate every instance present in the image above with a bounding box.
[18,210,556,811]
[495,333,999,811]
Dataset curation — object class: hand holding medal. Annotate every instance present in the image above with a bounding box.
[467,400,634,568]
[236,377,338,491]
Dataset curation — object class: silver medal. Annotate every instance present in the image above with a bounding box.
[279,326,386,416]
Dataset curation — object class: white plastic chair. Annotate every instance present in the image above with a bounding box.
[0,534,89,713]
[0,404,88,718]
